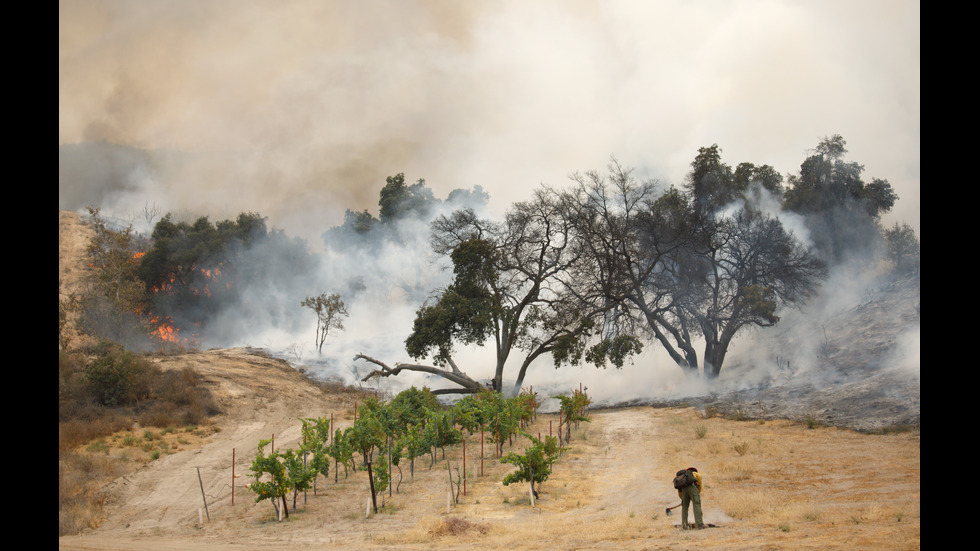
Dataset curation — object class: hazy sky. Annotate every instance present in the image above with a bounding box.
[59,0,920,243]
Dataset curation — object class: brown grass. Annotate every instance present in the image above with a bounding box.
[648,408,920,550]
[386,407,919,550]
[59,398,919,550]
[58,348,222,536]
[323,407,914,551]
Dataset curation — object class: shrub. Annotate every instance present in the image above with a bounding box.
[439,516,490,536]
[86,439,111,455]
[85,341,154,407]
[59,414,132,453]
[59,338,221,536]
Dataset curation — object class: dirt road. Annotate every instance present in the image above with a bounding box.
[59,346,919,550]
[58,347,676,550]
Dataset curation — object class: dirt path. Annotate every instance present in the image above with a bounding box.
[58,348,919,550]
[58,352,669,551]
[60,348,362,549]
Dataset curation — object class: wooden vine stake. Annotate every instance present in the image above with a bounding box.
[529,462,535,508]
[196,467,210,522]
[231,448,237,506]
[446,459,453,505]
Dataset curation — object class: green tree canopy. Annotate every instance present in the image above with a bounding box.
[135,211,314,344]
[783,135,898,262]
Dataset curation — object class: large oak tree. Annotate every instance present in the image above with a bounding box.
[360,188,624,396]
[565,158,827,379]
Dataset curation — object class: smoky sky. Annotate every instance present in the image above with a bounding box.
[59,0,919,245]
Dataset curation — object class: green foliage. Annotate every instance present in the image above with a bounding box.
[584,335,644,369]
[300,292,349,354]
[734,161,784,198]
[883,222,920,275]
[453,389,498,433]
[59,289,80,350]
[79,208,153,346]
[248,438,319,518]
[343,209,379,234]
[501,433,560,491]
[397,423,430,473]
[783,135,898,262]
[554,388,592,442]
[512,388,541,428]
[84,341,153,407]
[248,439,290,506]
[686,143,738,213]
[299,417,331,480]
[85,206,148,311]
[138,212,265,313]
[554,389,592,426]
[453,389,531,456]
[405,238,500,366]
[738,284,780,325]
[422,408,463,461]
[373,444,391,495]
[550,332,588,367]
[347,398,388,459]
[321,175,487,260]
[281,447,317,496]
[327,428,355,480]
[378,173,439,223]
[445,184,490,210]
[389,386,441,430]
[135,210,313,343]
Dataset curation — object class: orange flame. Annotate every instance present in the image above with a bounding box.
[128,252,215,346]
[148,315,182,344]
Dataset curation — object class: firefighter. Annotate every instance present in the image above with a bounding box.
[677,467,704,529]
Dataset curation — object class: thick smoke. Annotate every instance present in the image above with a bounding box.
[60,1,919,402]
[59,1,919,237]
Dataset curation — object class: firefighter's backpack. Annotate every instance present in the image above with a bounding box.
[673,469,696,490]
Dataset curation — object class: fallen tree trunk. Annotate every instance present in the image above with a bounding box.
[355,354,483,395]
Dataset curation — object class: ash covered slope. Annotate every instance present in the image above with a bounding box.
[638,271,921,432]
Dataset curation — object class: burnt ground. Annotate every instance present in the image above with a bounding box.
[616,273,921,433]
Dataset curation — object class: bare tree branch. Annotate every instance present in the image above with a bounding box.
[354,353,482,394]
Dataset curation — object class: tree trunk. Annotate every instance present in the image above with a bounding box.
[367,461,378,514]
[511,356,536,398]
[642,310,700,376]
[704,337,732,379]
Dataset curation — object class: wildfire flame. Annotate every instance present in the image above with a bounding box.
[148,315,183,344]
[129,251,221,347]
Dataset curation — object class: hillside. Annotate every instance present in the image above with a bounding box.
[58,209,920,550]
[651,273,921,433]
